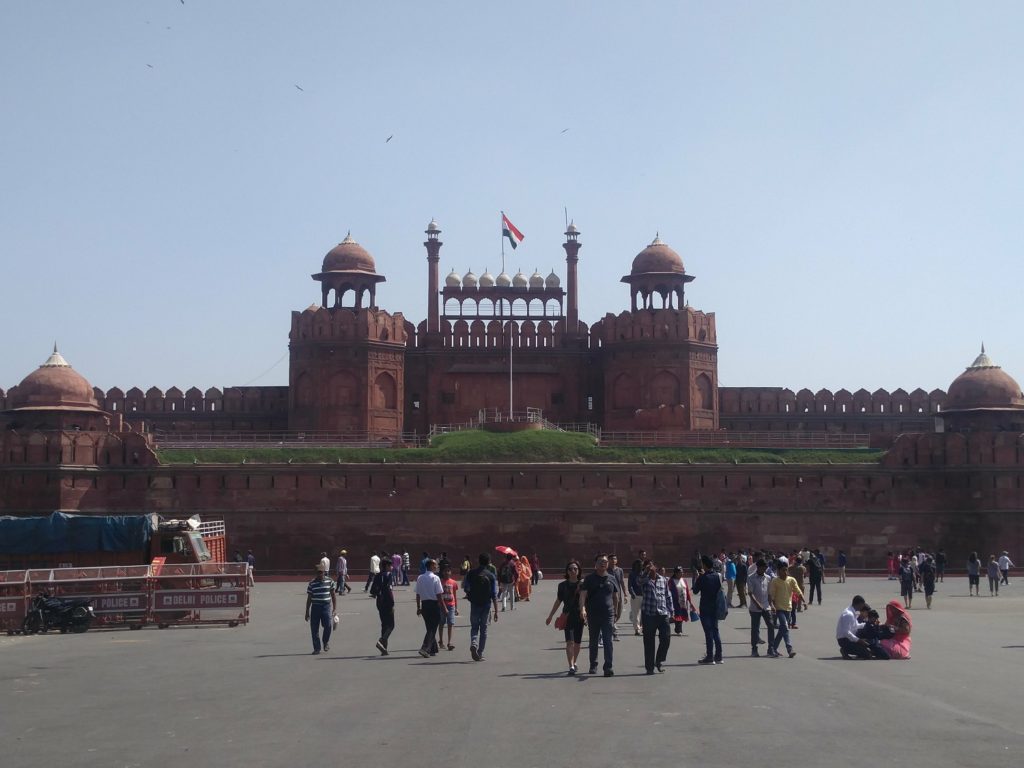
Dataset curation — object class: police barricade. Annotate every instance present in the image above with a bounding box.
[0,570,29,634]
[24,565,153,629]
[1,563,249,632]
[149,562,250,628]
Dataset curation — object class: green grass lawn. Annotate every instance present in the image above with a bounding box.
[157,430,884,466]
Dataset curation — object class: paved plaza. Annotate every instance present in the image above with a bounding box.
[2,575,1022,767]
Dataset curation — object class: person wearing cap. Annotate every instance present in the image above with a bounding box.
[998,551,1014,585]
[304,562,337,655]
[336,549,351,594]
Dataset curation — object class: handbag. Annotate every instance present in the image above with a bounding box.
[332,613,340,628]
[689,609,700,623]
[554,613,568,631]
[716,590,729,621]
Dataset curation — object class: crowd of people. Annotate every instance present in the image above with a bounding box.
[301,544,1014,669]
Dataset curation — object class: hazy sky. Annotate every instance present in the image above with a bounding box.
[2,2,1022,397]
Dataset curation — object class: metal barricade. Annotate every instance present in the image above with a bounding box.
[24,566,152,629]
[148,562,250,628]
[0,570,28,634]
[1,562,250,632]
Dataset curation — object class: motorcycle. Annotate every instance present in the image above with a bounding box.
[22,592,95,634]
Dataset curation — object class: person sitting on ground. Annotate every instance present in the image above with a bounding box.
[855,609,895,659]
[878,600,912,659]
[836,595,871,659]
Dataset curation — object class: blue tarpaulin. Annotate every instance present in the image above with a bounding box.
[0,512,154,554]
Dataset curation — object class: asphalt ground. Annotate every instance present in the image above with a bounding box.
[2,575,1022,768]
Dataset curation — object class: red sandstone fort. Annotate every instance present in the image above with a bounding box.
[2,223,1023,570]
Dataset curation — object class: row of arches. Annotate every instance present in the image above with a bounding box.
[720,387,949,417]
[442,297,564,319]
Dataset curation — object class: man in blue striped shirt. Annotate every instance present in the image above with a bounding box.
[305,563,337,654]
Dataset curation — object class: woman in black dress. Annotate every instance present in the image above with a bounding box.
[545,559,585,675]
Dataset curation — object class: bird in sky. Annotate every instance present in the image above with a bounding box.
[386,135,393,143]
[294,84,304,92]
[146,64,154,68]
[561,128,569,134]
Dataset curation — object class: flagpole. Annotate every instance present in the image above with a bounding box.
[500,211,506,274]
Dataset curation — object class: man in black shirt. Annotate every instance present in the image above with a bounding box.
[734,554,749,608]
[806,554,823,606]
[462,553,500,661]
[579,554,621,677]
[369,558,395,655]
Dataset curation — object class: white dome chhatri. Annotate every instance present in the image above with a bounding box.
[463,270,478,288]
[445,268,461,287]
[496,271,512,287]
[545,269,560,289]
[479,268,495,288]
[529,269,544,289]
[512,270,528,288]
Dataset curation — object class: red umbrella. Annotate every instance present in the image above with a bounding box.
[495,545,519,558]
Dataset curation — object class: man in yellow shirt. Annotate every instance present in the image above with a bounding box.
[768,560,802,658]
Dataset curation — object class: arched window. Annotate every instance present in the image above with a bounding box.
[374,372,397,409]
[694,373,713,410]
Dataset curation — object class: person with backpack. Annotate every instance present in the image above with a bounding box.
[369,557,395,655]
[692,555,724,665]
[462,553,499,662]
[498,554,519,611]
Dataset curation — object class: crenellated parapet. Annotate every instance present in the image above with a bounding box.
[720,387,947,417]
[290,305,407,345]
[95,385,288,416]
[593,307,716,347]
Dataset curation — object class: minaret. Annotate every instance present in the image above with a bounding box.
[562,221,581,334]
[424,219,442,334]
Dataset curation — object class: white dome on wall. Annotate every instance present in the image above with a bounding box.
[445,269,461,287]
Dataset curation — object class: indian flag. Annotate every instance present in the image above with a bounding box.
[501,212,524,250]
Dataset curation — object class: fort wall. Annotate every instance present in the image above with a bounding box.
[2,431,1021,572]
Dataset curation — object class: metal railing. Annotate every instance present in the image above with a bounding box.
[597,431,871,449]
[154,430,428,449]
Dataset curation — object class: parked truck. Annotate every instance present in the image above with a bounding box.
[0,512,226,571]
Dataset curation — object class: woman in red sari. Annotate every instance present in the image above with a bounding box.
[517,555,533,601]
[879,600,912,659]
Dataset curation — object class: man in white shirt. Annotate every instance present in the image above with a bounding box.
[319,551,331,573]
[998,551,1014,585]
[414,559,446,657]
[746,559,776,657]
[836,596,871,659]
[364,551,381,594]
